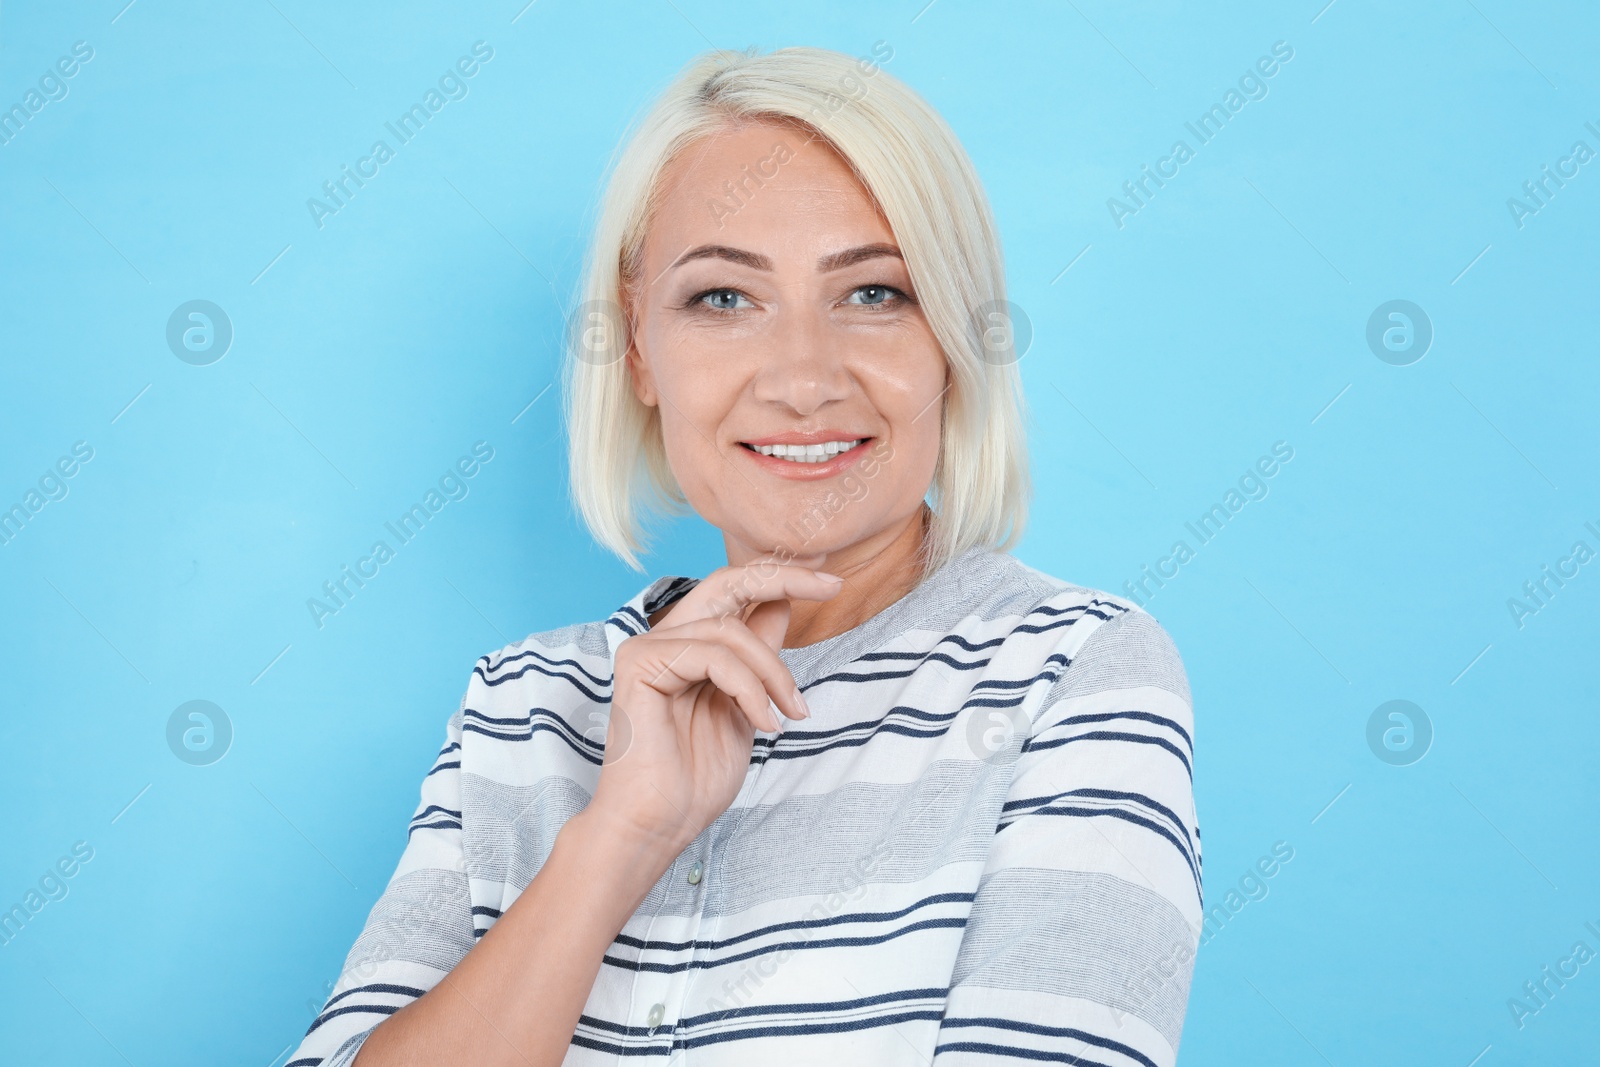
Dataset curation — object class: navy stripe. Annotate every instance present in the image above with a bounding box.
[1004,787,1198,856]
[305,1001,403,1034]
[604,915,967,975]
[1039,709,1194,753]
[606,613,644,640]
[805,613,1089,691]
[937,1014,1161,1067]
[315,981,427,1015]
[612,891,975,956]
[1024,729,1193,780]
[461,719,605,764]
[931,1040,1117,1066]
[1001,803,1202,904]
[476,657,611,702]
[680,985,948,1029]
[480,647,611,687]
[462,707,604,750]
[679,1009,946,1051]
[408,804,461,821]
[572,1001,949,1054]
[572,985,945,1035]
[973,654,1071,690]
[642,576,701,615]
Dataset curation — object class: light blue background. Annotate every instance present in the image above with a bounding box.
[2,1,1597,1063]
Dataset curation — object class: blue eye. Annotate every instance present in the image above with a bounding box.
[698,288,751,311]
[847,285,899,307]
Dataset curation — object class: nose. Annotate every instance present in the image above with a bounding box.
[749,305,852,416]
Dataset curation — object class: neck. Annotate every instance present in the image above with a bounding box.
[725,503,931,649]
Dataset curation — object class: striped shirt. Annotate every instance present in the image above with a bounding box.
[287,545,1201,1067]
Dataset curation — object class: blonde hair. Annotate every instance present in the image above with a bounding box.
[564,45,1030,573]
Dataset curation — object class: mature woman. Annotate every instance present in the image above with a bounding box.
[289,45,1200,1067]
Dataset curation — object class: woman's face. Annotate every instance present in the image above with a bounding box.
[627,120,947,564]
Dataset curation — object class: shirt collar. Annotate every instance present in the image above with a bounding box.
[598,546,992,686]
[603,574,703,660]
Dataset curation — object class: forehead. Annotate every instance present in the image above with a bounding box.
[644,120,896,262]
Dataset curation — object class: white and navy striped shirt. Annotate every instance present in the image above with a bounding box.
[288,546,1201,1066]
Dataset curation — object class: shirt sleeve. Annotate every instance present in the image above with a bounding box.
[931,605,1202,1067]
[284,668,481,1067]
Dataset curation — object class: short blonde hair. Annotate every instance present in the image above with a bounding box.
[564,45,1030,574]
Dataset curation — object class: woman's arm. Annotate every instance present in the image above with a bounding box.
[287,561,834,1065]
[352,806,680,1066]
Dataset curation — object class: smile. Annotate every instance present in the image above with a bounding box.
[743,438,865,463]
[736,436,875,479]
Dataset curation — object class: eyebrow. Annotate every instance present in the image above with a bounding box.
[670,242,903,274]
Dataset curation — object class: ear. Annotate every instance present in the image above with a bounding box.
[626,338,658,408]
[621,290,658,408]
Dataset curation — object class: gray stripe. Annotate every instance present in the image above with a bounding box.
[461,774,592,889]
[778,548,1064,688]
[1049,608,1191,707]
[487,620,609,672]
[951,867,1195,1047]
[344,867,475,974]
[459,757,1016,923]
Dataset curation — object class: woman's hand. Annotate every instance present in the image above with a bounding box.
[587,559,843,852]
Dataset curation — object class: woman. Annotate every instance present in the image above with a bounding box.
[288,45,1201,1067]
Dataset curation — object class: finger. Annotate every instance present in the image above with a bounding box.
[661,561,842,628]
[628,639,782,733]
[743,597,790,654]
[744,601,810,721]
[650,616,808,721]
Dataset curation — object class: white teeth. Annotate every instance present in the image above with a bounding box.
[751,439,863,463]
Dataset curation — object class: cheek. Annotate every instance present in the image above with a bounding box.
[869,362,946,493]
[656,402,716,479]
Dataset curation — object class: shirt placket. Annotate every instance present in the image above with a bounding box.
[607,595,774,1064]
[638,740,771,1065]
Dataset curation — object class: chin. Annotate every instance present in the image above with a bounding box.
[726,508,875,560]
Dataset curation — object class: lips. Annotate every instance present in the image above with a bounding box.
[736,434,876,479]
[743,438,865,462]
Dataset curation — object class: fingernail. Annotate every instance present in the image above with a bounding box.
[815,571,843,583]
[793,687,811,719]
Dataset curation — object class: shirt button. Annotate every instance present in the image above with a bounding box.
[687,860,704,885]
[646,1002,666,1029]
